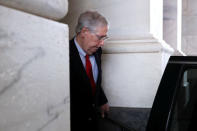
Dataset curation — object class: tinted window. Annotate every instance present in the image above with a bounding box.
[169,69,197,131]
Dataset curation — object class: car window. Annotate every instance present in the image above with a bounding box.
[169,69,197,131]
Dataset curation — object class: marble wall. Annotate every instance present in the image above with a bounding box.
[0,0,68,20]
[102,39,173,107]
[150,0,163,40]
[163,0,177,49]
[182,0,197,55]
[0,4,69,131]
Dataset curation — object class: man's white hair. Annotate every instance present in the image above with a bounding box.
[75,11,108,34]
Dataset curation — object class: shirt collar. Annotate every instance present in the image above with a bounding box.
[74,37,86,57]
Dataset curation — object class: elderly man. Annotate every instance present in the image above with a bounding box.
[69,11,109,131]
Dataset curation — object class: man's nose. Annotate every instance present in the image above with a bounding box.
[98,40,104,47]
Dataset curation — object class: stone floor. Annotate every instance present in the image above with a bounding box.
[98,107,151,131]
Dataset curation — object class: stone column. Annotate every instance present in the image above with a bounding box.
[182,0,197,55]
[0,0,69,131]
[164,0,185,55]
[63,0,173,107]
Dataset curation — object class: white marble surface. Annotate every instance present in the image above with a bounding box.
[0,0,68,20]
[182,36,197,55]
[182,16,197,36]
[103,38,174,54]
[150,0,163,40]
[102,39,173,107]
[0,6,69,131]
[183,0,197,15]
[163,0,177,49]
[102,53,161,107]
[182,0,197,55]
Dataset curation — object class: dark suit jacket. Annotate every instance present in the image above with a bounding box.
[69,38,108,131]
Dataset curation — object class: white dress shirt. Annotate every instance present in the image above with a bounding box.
[74,38,98,83]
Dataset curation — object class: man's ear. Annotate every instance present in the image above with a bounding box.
[80,27,89,37]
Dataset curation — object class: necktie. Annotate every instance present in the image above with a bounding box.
[85,55,96,95]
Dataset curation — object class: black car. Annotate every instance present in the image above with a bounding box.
[147,56,197,131]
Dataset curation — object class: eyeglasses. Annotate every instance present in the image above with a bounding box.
[94,33,109,41]
[86,27,109,41]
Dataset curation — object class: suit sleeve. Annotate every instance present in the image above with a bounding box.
[97,48,108,106]
[98,86,108,106]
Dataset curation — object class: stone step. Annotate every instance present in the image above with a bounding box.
[98,107,151,131]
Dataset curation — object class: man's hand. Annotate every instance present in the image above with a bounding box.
[100,103,109,118]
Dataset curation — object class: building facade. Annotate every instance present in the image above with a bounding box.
[0,0,197,130]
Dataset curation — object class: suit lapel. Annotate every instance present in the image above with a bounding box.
[70,38,102,90]
[70,39,91,86]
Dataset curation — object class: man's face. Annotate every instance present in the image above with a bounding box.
[82,26,108,55]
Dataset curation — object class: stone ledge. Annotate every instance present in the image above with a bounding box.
[0,0,68,20]
[103,38,174,54]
